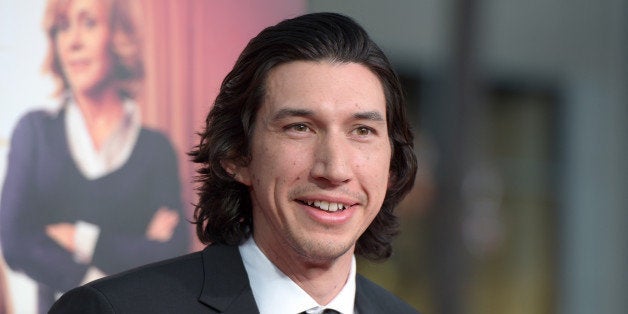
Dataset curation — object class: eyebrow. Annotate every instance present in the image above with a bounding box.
[271,108,385,122]
[353,111,385,121]
[271,108,314,121]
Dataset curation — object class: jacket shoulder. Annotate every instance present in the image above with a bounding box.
[51,251,207,313]
[90,251,204,292]
[11,109,61,135]
[356,274,420,314]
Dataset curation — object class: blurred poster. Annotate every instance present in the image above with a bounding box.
[0,1,304,313]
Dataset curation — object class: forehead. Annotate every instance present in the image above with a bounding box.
[261,61,386,117]
[52,0,108,19]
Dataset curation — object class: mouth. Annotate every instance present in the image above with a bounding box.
[297,199,352,212]
[66,59,90,71]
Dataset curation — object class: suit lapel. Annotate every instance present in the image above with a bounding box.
[197,244,259,313]
[355,274,381,314]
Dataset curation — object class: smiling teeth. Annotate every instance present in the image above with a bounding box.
[306,200,347,212]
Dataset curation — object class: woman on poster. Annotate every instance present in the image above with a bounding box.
[0,0,189,312]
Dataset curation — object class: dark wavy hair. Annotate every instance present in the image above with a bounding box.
[189,12,417,261]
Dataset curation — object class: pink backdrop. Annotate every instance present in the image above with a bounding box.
[138,0,305,250]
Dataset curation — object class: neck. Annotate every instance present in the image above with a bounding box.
[73,83,121,109]
[73,86,124,150]
[253,230,354,305]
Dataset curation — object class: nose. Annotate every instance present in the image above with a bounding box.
[70,28,84,50]
[310,133,353,185]
[63,25,83,51]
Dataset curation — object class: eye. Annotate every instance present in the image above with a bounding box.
[56,19,70,33]
[286,123,310,133]
[353,126,374,136]
[84,17,97,28]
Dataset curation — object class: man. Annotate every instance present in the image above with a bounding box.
[50,12,419,314]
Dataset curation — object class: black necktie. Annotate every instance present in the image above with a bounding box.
[300,310,340,314]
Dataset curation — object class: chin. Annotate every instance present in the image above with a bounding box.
[292,237,354,263]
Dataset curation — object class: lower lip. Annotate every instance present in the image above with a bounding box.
[300,202,356,225]
[68,61,90,72]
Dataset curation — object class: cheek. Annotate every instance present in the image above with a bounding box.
[359,145,391,195]
[97,45,114,73]
[55,38,68,63]
[91,30,113,65]
[254,139,310,178]
[247,145,284,188]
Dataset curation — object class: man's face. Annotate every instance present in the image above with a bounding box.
[236,61,391,263]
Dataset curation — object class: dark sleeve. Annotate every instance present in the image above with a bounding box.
[49,285,115,314]
[0,112,88,291]
[0,114,37,268]
[91,131,189,273]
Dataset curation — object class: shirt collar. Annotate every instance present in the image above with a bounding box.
[239,237,356,314]
[65,97,141,180]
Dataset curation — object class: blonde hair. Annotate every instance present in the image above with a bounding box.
[42,0,144,98]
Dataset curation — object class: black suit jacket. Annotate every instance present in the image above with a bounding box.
[49,244,419,313]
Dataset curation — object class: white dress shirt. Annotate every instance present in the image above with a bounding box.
[239,237,357,314]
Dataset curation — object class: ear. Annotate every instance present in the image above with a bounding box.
[221,160,252,186]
